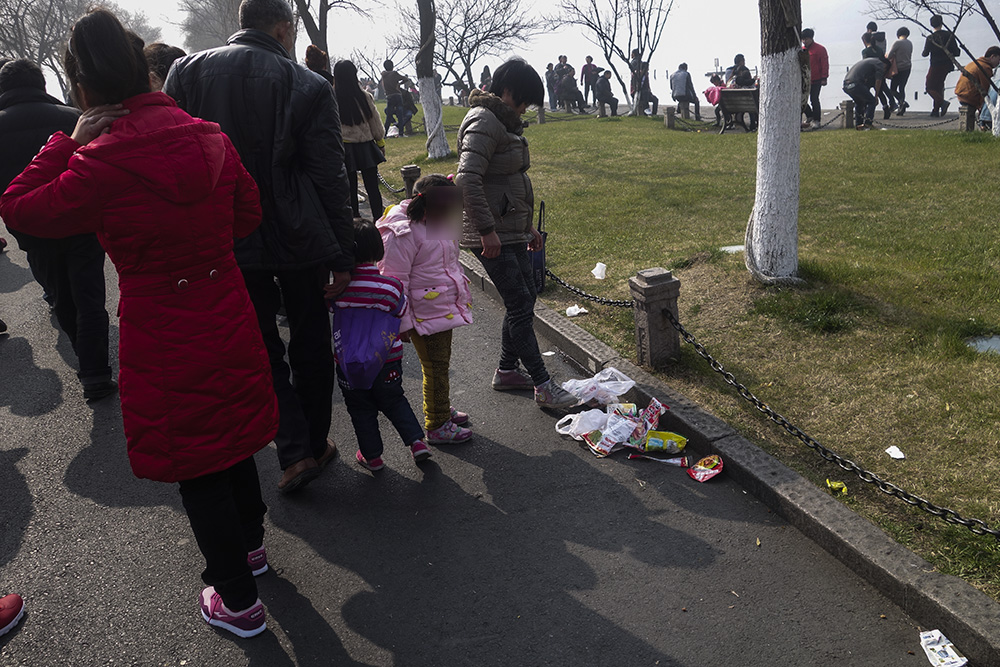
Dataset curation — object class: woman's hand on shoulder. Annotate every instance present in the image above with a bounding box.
[71,105,130,145]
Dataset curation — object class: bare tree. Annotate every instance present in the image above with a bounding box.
[399,0,544,91]
[556,0,673,113]
[292,0,368,54]
[178,0,241,52]
[351,45,412,93]
[744,0,803,284]
[415,0,449,158]
[0,0,159,97]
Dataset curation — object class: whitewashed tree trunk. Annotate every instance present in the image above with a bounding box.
[419,78,451,158]
[745,0,802,284]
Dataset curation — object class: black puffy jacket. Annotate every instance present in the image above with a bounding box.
[0,87,82,252]
[164,30,354,271]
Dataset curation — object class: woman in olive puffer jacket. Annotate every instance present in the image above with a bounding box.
[456,59,577,410]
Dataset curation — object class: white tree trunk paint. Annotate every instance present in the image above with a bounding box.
[418,77,451,159]
[746,46,801,281]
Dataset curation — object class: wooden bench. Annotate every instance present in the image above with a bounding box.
[718,88,759,134]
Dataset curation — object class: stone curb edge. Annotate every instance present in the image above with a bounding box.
[460,251,1000,665]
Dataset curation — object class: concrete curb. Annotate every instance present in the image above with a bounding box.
[460,251,1000,665]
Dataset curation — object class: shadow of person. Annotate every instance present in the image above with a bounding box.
[63,396,179,510]
[253,575,377,667]
[0,251,34,294]
[0,337,62,416]
[267,436,707,667]
[0,448,31,569]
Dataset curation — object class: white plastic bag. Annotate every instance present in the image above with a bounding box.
[555,409,609,441]
[561,367,636,406]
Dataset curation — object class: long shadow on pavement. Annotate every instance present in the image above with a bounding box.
[0,336,62,416]
[264,434,707,666]
[0,448,31,568]
[0,251,33,295]
[63,396,179,509]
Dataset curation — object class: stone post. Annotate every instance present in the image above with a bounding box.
[400,165,421,198]
[664,107,676,129]
[629,268,681,369]
[448,96,454,106]
[596,102,607,118]
[959,104,976,131]
[840,100,855,129]
[537,106,546,124]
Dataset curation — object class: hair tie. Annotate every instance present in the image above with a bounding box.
[447,174,455,182]
[414,192,424,199]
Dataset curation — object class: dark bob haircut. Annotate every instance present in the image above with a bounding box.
[353,218,384,264]
[488,58,544,108]
[0,59,46,94]
[800,28,814,40]
[144,43,186,83]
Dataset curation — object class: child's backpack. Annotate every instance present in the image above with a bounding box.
[333,306,401,390]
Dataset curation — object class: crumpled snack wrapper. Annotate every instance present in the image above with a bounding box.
[687,455,724,483]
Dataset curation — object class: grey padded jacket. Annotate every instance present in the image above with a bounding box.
[456,90,534,249]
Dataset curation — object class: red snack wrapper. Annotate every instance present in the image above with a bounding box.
[687,455,723,483]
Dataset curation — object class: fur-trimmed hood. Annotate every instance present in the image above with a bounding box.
[469,89,524,135]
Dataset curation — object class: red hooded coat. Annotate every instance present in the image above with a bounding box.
[0,92,278,483]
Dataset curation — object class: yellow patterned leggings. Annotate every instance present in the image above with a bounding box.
[409,329,453,430]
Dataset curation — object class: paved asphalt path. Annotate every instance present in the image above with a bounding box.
[0,242,930,666]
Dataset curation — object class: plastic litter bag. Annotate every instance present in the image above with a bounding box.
[561,367,636,407]
[582,413,637,457]
[919,630,967,666]
[555,409,609,441]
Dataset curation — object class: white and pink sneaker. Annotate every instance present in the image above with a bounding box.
[410,440,433,462]
[426,420,472,444]
[247,546,268,577]
[199,586,267,638]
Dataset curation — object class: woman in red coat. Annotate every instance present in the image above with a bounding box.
[0,9,278,638]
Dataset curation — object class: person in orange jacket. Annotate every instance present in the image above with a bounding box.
[955,46,1000,113]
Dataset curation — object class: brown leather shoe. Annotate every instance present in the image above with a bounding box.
[277,457,320,495]
[317,438,338,469]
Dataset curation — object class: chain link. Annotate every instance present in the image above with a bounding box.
[873,114,958,130]
[659,307,1000,541]
[544,269,633,307]
[377,170,406,194]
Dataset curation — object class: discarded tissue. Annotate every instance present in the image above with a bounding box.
[591,262,607,280]
[919,630,967,667]
[566,305,589,317]
[885,445,906,460]
[561,367,636,407]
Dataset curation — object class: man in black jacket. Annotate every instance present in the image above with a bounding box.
[0,59,115,400]
[165,0,354,493]
[594,70,618,116]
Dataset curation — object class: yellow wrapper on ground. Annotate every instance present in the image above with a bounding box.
[644,430,687,454]
[608,403,638,419]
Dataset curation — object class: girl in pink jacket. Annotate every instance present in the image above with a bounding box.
[378,175,474,444]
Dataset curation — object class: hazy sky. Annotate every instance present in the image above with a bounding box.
[93,0,1000,111]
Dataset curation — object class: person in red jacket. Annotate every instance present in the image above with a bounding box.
[0,9,278,638]
[801,28,829,130]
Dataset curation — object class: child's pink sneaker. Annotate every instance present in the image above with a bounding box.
[199,587,266,638]
[355,450,385,471]
[426,420,473,444]
[247,546,268,576]
[450,407,470,426]
[410,440,433,462]
[0,594,25,637]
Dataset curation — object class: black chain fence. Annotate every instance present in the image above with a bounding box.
[873,114,958,130]
[377,170,406,194]
[542,268,1000,542]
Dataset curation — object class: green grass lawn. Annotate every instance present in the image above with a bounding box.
[379,104,1000,599]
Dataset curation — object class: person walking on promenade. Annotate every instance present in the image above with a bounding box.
[380,59,413,134]
[545,63,558,111]
[334,60,386,220]
[923,14,960,116]
[669,63,701,120]
[861,32,894,117]
[594,70,619,116]
[0,9,279,638]
[955,46,1000,114]
[456,59,576,410]
[801,28,829,129]
[886,27,913,115]
[331,219,431,472]
[165,0,353,493]
[0,59,115,401]
[378,174,474,445]
[843,56,886,130]
[580,56,602,106]
[143,43,186,92]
